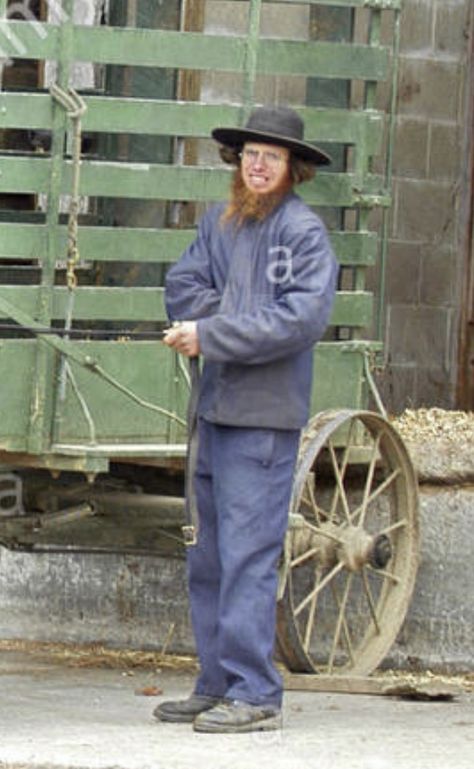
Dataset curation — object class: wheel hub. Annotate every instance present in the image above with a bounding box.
[337,527,392,572]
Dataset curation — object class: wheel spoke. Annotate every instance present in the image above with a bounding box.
[328,440,352,524]
[328,418,357,521]
[305,473,323,525]
[290,545,320,569]
[303,567,322,651]
[361,567,381,634]
[294,561,345,617]
[304,519,344,545]
[330,582,355,664]
[358,432,382,527]
[328,573,353,673]
[366,564,401,584]
[379,519,407,536]
[349,468,401,524]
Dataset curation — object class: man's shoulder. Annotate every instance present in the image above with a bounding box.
[200,202,226,226]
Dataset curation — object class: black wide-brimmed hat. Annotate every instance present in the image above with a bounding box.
[212,105,331,166]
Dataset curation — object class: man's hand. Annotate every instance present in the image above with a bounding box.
[163,321,200,357]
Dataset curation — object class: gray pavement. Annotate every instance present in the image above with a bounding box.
[0,651,473,769]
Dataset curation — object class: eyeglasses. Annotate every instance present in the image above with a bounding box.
[241,147,287,167]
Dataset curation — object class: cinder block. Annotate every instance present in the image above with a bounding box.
[385,241,422,304]
[397,57,462,120]
[428,122,462,180]
[400,0,434,53]
[205,1,248,34]
[393,117,429,179]
[419,245,459,306]
[394,178,455,244]
[414,365,457,408]
[261,3,309,40]
[435,1,471,55]
[386,304,451,367]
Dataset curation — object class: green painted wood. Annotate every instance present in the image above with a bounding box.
[27,0,75,457]
[0,224,377,267]
[3,22,389,81]
[0,339,186,448]
[257,39,387,80]
[0,156,385,207]
[57,343,185,444]
[311,343,366,414]
[0,93,383,150]
[0,340,37,447]
[0,286,371,328]
[0,338,378,451]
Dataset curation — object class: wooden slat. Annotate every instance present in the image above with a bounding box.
[0,93,384,149]
[0,223,377,266]
[258,38,387,80]
[3,22,389,81]
[0,156,374,207]
[0,286,371,327]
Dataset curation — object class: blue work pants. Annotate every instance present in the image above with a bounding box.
[188,418,300,707]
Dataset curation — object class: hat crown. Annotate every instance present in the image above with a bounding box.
[245,107,304,143]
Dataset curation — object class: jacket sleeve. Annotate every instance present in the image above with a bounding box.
[165,210,221,322]
[197,218,338,365]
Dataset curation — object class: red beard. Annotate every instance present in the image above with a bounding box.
[220,168,293,227]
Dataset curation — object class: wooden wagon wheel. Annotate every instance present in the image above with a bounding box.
[276,409,419,676]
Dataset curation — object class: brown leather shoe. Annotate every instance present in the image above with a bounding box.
[193,699,282,733]
[153,694,221,723]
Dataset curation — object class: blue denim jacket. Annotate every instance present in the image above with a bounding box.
[165,192,338,429]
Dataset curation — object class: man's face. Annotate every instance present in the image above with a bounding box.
[241,142,290,196]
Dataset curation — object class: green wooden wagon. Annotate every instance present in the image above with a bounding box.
[0,0,418,677]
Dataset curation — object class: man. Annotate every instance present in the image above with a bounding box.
[156,106,338,733]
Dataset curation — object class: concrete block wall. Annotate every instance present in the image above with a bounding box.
[380,0,472,412]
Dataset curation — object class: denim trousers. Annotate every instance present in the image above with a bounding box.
[187,418,300,708]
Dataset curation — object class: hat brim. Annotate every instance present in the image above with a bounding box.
[212,126,331,166]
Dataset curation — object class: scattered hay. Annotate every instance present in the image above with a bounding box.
[392,408,474,447]
[0,638,198,672]
[376,668,473,694]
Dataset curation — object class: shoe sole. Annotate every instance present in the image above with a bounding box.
[193,714,282,733]
[154,712,196,723]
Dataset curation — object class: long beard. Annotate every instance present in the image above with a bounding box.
[220,168,293,228]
